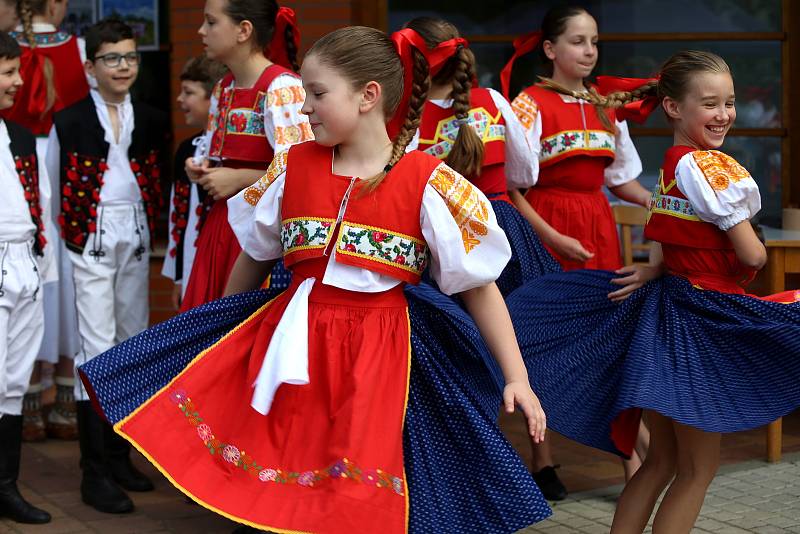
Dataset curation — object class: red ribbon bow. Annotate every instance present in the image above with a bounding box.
[266,6,300,70]
[388,28,468,140]
[500,31,542,100]
[594,75,661,124]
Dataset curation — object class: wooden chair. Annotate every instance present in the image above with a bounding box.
[613,204,651,265]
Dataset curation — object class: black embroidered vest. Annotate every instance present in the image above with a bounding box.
[53,96,168,253]
[6,120,46,256]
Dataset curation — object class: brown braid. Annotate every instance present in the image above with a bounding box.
[283,24,299,72]
[444,45,484,178]
[538,76,658,130]
[361,47,430,192]
[17,0,57,118]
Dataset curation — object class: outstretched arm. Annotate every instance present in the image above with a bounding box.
[609,180,651,207]
[460,282,547,443]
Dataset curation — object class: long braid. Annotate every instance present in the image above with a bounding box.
[17,0,57,118]
[361,48,430,192]
[539,76,658,129]
[445,46,484,178]
[284,24,300,72]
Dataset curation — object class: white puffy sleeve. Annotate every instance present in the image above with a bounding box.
[421,163,511,295]
[675,150,761,231]
[604,119,642,187]
[490,88,536,189]
[227,150,288,261]
[263,74,314,152]
[510,91,541,180]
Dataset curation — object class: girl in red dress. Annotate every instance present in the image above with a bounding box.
[180,0,311,311]
[504,6,652,271]
[80,26,552,533]
[502,5,655,497]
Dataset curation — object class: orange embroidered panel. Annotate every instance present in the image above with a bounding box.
[243,150,289,206]
[267,85,305,107]
[691,150,752,192]
[274,123,314,147]
[429,164,490,254]
[511,92,539,131]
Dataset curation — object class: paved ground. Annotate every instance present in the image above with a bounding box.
[3,441,800,534]
[522,453,800,533]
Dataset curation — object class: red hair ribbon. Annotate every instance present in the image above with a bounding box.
[595,75,661,124]
[500,31,542,100]
[18,50,54,120]
[266,6,300,70]
[388,28,468,140]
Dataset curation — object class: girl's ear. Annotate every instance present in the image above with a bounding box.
[662,96,681,120]
[542,39,556,61]
[359,80,382,114]
[237,19,254,44]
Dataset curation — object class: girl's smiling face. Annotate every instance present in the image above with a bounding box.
[543,12,599,82]
[663,71,736,150]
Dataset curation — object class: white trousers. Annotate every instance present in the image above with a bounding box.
[69,203,150,401]
[0,241,44,416]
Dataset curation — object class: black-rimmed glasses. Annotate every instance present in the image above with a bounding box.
[94,52,141,68]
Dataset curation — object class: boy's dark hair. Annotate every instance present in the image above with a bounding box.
[0,31,21,60]
[85,19,135,61]
[180,55,228,97]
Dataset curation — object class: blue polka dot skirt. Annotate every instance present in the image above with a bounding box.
[79,283,551,533]
[506,270,800,457]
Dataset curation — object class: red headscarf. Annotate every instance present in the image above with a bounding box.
[266,6,300,71]
[595,75,661,124]
[388,28,468,140]
[499,31,542,100]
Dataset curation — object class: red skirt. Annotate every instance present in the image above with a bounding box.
[180,199,241,312]
[117,261,411,533]
[525,187,622,271]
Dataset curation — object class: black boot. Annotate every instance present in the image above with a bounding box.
[0,415,51,523]
[76,401,134,513]
[532,465,568,501]
[105,422,154,492]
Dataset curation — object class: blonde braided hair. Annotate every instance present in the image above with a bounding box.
[17,0,57,118]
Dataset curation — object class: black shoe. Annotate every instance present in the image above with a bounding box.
[532,465,568,501]
[76,402,134,514]
[0,415,51,524]
[105,425,154,492]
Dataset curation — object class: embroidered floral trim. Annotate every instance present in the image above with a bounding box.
[226,108,266,136]
[281,217,335,253]
[15,155,46,256]
[421,107,505,160]
[539,129,615,163]
[274,123,314,147]
[243,150,289,206]
[428,164,489,253]
[11,30,71,47]
[170,389,405,495]
[336,223,428,275]
[511,93,539,130]
[130,150,163,243]
[58,153,107,251]
[691,150,752,192]
[267,85,305,107]
[648,192,700,222]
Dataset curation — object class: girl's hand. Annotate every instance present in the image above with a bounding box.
[197,167,247,200]
[504,381,547,444]
[185,157,208,182]
[608,264,663,302]
[547,231,595,263]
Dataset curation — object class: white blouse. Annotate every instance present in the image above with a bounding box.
[426,87,537,189]
[511,91,642,187]
[228,150,512,415]
[675,150,761,231]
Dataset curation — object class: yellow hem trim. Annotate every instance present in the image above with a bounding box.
[402,309,412,533]
[650,207,701,221]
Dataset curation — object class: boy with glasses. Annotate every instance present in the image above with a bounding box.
[47,19,167,515]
